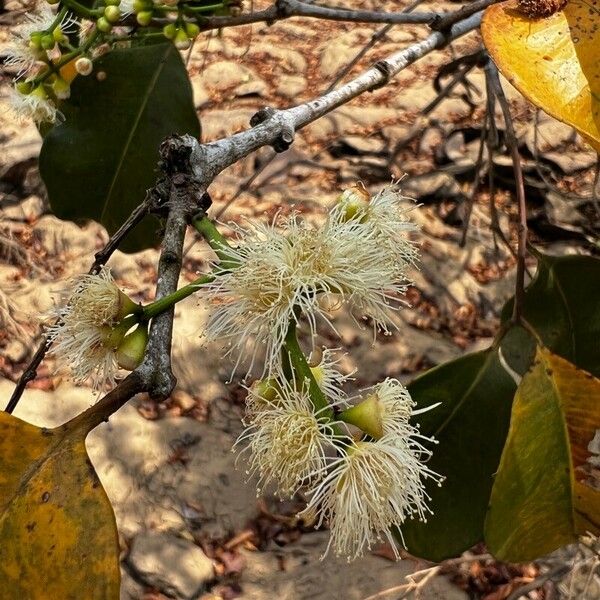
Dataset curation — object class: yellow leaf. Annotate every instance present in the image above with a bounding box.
[482,0,600,152]
[0,412,120,598]
[485,347,600,561]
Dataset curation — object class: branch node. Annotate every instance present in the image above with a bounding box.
[372,60,393,89]
[250,106,277,127]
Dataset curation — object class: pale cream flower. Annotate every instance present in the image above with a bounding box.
[236,378,342,498]
[9,86,59,124]
[46,267,136,389]
[301,434,442,561]
[204,208,417,375]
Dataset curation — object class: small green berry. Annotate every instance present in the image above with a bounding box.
[132,0,151,12]
[185,22,199,39]
[104,5,121,22]
[174,28,191,50]
[162,23,177,40]
[96,16,113,32]
[136,10,153,26]
[29,32,43,50]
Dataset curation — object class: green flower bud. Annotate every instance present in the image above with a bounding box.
[15,80,34,95]
[29,32,43,49]
[252,378,279,403]
[40,34,56,50]
[96,16,113,32]
[163,23,177,40]
[339,394,383,439]
[104,5,121,22]
[336,185,371,222]
[174,28,191,50]
[185,22,199,39]
[116,325,148,371]
[136,10,153,26]
[52,27,66,43]
[52,76,71,100]
[132,0,151,12]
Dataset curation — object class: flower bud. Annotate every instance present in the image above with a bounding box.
[336,185,371,222]
[136,10,153,26]
[252,378,279,403]
[52,76,71,100]
[104,5,121,22]
[40,34,56,50]
[174,28,191,50]
[75,57,94,76]
[185,22,199,39]
[162,23,177,40]
[116,325,148,371]
[132,0,151,12]
[96,16,113,32]
[339,394,383,439]
[29,32,43,50]
[15,80,34,95]
[52,27,67,43]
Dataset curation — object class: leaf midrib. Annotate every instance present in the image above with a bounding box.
[99,44,173,225]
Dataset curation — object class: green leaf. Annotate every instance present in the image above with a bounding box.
[501,254,600,377]
[485,348,600,562]
[401,349,517,561]
[39,42,200,252]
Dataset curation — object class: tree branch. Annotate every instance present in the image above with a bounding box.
[485,59,529,322]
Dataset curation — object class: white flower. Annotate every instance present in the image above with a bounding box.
[300,435,442,561]
[204,206,417,375]
[3,44,44,78]
[46,267,135,389]
[309,348,353,404]
[9,86,59,124]
[236,378,342,498]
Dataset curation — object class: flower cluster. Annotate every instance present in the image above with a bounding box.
[204,184,418,376]
[225,184,441,560]
[237,366,441,560]
[45,267,144,389]
[4,0,244,123]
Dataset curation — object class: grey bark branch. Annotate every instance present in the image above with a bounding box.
[191,12,482,182]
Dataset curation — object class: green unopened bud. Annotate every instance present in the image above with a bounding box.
[116,291,139,320]
[132,0,151,11]
[116,325,148,371]
[163,23,177,39]
[104,5,121,22]
[136,10,153,26]
[174,28,191,50]
[336,185,371,222]
[75,57,94,76]
[40,34,55,50]
[30,85,49,101]
[185,22,199,39]
[339,394,383,439]
[15,80,34,95]
[29,32,43,49]
[251,378,279,403]
[52,27,66,43]
[96,16,113,32]
[52,76,71,99]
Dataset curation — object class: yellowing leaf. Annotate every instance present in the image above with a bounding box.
[485,347,600,562]
[482,0,600,152]
[0,412,120,598]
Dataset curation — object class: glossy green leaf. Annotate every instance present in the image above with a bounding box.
[40,42,200,252]
[501,254,600,377]
[485,348,600,562]
[401,349,517,561]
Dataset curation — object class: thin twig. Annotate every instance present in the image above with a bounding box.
[430,0,499,30]
[4,190,158,414]
[506,564,571,600]
[485,59,528,322]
